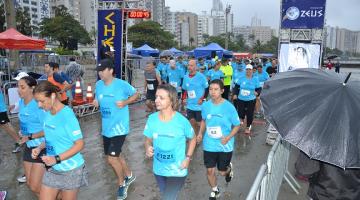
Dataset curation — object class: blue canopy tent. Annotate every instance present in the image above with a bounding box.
[194,43,233,59]
[160,47,184,57]
[131,44,160,57]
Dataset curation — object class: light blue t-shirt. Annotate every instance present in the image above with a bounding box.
[43,106,84,171]
[182,72,209,111]
[201,100,240,152]
[18,99,45,148]
[157,62,169,82]
[197,62,209,76]
[256,71,270,87]
[95,78,136,138]
[207,69,224,81]
[176,61,187,74]
[263,62,272,72]
[167,67,184,92]
[0,91,7,112]
[236,76,260,101]
[144,112,194,177]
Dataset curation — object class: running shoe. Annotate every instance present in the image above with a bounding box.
[117,185,127,200]
[125,174,136,187]
[17,175,26,183]
[225,162,233,183]
[209,188,220,200]
[0,190,6,200]
[12,143,22,153]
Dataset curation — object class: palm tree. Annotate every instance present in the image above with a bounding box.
[252,40,262,53]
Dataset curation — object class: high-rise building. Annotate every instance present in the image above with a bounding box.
[198,11,213,45]
[326,26,360,53]
[79,0,97,33]
[176,12,198,47]
[251,26,272,44]
[210,0,233,36]
[145,0,165,26]
[164,6,176,34]
[251,14,261,27]
[50,0,81,22]
[233,25,251,46]
[14,0,50,28]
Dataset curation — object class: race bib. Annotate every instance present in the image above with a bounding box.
[170,82,177,88]
[147,84,154,90]
[188,90,196,99]
[155,148,175,163]
[207,126,223,139]
[240,89,251,96]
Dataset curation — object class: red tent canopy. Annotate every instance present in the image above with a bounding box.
[0,28,46,50]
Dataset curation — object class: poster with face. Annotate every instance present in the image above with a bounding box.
[279,43,321,72]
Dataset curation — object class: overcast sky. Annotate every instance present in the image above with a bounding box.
[166,0,360,31]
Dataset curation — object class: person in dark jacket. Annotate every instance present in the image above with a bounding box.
[307,161,360,200]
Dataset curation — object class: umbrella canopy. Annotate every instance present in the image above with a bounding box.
[159,50,174,57]
[326,55,338,60]
[261,68,360,169]
[0,28,46,49]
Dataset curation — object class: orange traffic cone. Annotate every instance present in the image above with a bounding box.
[86,84,94,103]
[72,80,86,106]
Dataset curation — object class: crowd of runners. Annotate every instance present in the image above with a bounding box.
[0,54,278,200]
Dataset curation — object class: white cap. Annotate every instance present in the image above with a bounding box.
[14,72,29,80]
[245,64,253,70]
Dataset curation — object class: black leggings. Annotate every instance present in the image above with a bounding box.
[236,99,256,128]
[222,85,230,99]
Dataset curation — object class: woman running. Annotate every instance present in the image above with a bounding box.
[144,84,196,199]
[16,75,46,197]
[232,64,261,136]
[32,81,88,200]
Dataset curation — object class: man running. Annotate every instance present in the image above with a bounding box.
[182,59,208,136]
[197,80,240,200]
[93,59,139,200]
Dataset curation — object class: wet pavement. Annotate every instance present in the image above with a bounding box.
[0,67,359,200]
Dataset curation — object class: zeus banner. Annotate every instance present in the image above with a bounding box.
[281,0,326,29]
[98,9,123,78]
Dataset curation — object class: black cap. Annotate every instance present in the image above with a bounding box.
[97,59,114,71]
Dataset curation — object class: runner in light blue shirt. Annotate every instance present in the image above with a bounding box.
[207,61,224,81]
[144,84,196,199]
[197,79,240,200]
[93,59,139,199]
[16,75,46,196]
[157,56,170,83]
[167,60,184,94]
[32,80,87,199]
[232,64,261,136]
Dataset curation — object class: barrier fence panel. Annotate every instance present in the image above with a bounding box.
[246,135,301,200]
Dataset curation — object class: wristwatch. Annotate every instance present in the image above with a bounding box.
[27,134,33,140]
[55,155,61,164]
[186,155,192,161]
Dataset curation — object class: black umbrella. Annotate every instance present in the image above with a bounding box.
[261,68,360,169]
[326,55,338,60]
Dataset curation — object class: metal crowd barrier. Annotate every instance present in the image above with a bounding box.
[246,136,301,200]
[72,103,99,118]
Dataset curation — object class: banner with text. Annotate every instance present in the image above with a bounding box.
[281,0,326,29]
[98,9,123,78]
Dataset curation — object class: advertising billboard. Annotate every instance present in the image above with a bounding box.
[281,0,326,29]
[279,43,321,72]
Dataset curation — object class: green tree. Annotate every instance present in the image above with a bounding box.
[128,21,176,50]
[252,40,263,53]
[0,3,33,35]
[261,36,279,54]
[39,6,92,49]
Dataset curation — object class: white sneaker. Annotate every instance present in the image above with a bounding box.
[17,175,26,183]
